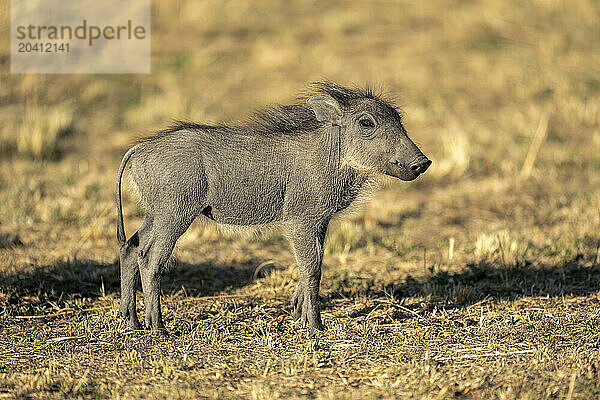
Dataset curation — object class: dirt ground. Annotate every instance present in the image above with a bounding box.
[1,0,599,398]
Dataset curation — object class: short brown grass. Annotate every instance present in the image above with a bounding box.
[1,0,599,398]
[16,103,73,159]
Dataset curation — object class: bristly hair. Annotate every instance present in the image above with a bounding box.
[303,81,398,109]
[146,82,401,139]
[159,120,214,135]
[246,104,321,136]
[137,120,216,144]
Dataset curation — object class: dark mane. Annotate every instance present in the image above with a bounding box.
[305,81,399,109]
[305,81,378,107]
[158,121,215,135]
[147,82,399,139]
[245,104,320,136]
[136,121,216,144]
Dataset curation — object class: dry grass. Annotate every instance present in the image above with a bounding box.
[16,104,74,159]
[1,0,600,398]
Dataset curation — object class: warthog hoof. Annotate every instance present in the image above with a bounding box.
[118,301,143,330]
[292,281,324,331]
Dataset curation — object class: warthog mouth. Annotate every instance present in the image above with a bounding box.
[386,156,432,181]
[386,161,422,181]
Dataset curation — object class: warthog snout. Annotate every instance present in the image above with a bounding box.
[408,156,432,174]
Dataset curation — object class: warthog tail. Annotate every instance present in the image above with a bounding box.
[116,146,138,244]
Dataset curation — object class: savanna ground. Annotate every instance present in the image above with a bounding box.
[1,0,600,398]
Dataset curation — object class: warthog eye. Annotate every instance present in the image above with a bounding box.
[359,116,375,129]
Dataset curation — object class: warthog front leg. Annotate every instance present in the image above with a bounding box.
[286,219,329,331]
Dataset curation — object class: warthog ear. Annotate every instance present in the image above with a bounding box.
[307,94,342,123]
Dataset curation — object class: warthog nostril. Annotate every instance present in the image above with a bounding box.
[409,158,432,174]
[421,159,432,172]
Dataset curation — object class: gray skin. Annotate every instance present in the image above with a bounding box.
[116,82,431,334]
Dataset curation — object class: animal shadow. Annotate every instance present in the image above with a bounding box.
[0,257,260,316]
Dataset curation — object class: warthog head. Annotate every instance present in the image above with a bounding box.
[307,83,431,181]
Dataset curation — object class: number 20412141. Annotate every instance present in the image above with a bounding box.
[17,42,70,53]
